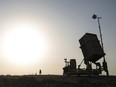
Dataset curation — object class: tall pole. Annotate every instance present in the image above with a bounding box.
[97,17,105,61]
[92,14,109,76]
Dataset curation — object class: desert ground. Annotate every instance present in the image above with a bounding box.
[0,75,116,87]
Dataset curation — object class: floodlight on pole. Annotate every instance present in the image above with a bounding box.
[92,14,97,19]
[92,14,109,76]
[92,14,103,54]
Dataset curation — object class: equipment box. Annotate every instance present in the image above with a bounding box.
[79,33,105,62]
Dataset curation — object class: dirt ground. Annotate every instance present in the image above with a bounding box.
[0,75,116,87]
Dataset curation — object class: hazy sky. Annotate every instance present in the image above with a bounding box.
[0,0,116,75]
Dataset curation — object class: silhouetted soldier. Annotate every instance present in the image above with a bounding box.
[39,69,42,75]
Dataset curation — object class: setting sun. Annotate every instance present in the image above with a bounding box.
[1,23,48,66]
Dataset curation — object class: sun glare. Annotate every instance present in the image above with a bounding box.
[1,24,48,66]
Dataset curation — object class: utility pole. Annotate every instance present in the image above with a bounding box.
[92,14,109,76]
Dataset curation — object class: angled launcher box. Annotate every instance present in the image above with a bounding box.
[79,33,105,63]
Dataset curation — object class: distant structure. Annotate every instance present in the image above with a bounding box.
[63,33,109,76]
